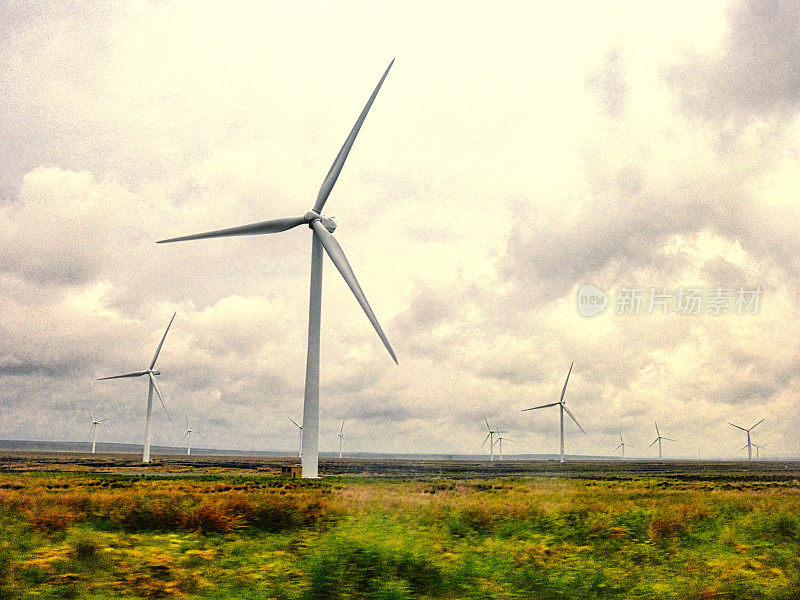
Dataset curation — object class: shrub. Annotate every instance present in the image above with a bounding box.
[27,505,79,533]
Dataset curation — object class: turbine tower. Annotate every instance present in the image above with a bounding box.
[97,313,176,463]
[521,362,585,463]
[615,432,631,459]
[183,415,194,456]
[729,419,764,461]
[89,413,107,454]
[338,420,345,459]
[288,417,303,458]
[482,416,505,461]
[158,62,398,479]
[648,422,675,459]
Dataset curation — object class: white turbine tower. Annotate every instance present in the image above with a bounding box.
[183,415,194,456]
[494,435,513,461]
[521,362,585,463]
[158,62,398,479]
[89,414,107,454]
[729,419,764,461]
[287,417,303,458]
[648,422,675,459]
[97,313,176,463]
[615,432,632,459]
[482,416,505,461]
[338,420,345,459]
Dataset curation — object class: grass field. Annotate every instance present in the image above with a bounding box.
[2,455,800,599]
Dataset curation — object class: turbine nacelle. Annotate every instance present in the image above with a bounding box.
[304,211,337,233]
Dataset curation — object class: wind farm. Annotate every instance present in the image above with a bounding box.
[4,2,800,598]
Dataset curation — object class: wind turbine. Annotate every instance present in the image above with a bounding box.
[97,313,176,463]
[494,435,513,461]
[482,415,505,461]
[752,442,768,460]
[89,413,107,454]
[287,417,303,458]
[648,422,675,459]
[521,362,585,463]
[615,432,632,459]
[183,415,194,456]
[729,419,764,461]
[337,420,345,459]
[158,61,398,479]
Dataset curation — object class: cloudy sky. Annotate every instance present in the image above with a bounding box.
[1,0,799,459]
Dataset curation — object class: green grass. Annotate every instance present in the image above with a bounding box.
[2,472,800,598]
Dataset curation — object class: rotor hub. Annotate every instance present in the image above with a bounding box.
[306,210,337,233]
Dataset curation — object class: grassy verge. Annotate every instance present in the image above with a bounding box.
[1,473,800,598]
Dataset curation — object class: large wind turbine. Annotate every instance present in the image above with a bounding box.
[97,313,176,463]
[482,416,505,461]
[648,422,675,459]
[158,62,398,479]
[337,420,345,459]
[89,413,107,454]
[521,362,585,463]
[729,419,764,461]
[287,417,303,458]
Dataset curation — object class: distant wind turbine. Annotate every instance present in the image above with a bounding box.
[494,435,513,461]
[97,313,176,463]
[729,419,764,461]
[183,415,194,456]
[89,413,107,454]
[753,442,768,460]
[648,422,675,459]
[521,362,585,463]
[158,61,398,479]
[338,420,345,459]
[615,433,632,459]
[482,415,506,461]
[287,417,303,458]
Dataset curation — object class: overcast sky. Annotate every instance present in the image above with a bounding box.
[1,0,799,459]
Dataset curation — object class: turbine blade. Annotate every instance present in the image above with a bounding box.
[750,419,765,431]
[287,416,301,429]
[484,414,491,431]
[648,438,658,449]
[97,370,148,380]
[313,59,394,213]
[311,221,397,363]
[663,437,676,442]
[150,312,176,370]
[521,402,561,411]
[655,422,660,437]
[729,423,747,432]
[559,362,574,403]
[157,215,308,244]
[340,420,345,435]
[563,405,585,434]
[482,432,491,446]
[739,444,749,452]
[615,444,623,451]
[149,374,173,426]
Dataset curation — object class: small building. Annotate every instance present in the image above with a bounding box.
[281,465,302,478]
